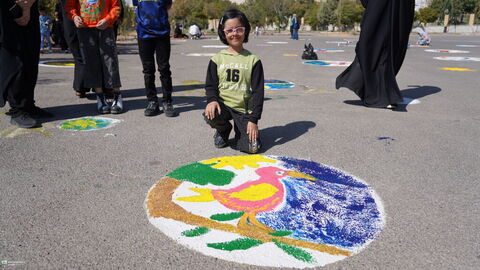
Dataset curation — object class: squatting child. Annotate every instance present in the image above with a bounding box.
[204,9,264,154]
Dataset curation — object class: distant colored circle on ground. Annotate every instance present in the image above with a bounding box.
[257,44,273,47]
[440,67,475,72]
[58,117,121,131]
[264,80,295,90]
[202,45,229,48]
[267,41,288,44]
[409,44,429,48]
[39,60,75,68]
[314,49,345,53]
[282,54,299,57]
[184,53,216,57]
[146,155,385,268]
[399,97,420,105]
[433,57,480,62]
[456,45,479,48]
[303,60,352,67]
[425,49,469,54]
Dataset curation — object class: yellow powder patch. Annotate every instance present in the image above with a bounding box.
[201,155,277,170]
[283,54,299,57]
[229,183,279,201]
[440,67,475,72]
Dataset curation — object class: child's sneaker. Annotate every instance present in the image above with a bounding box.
[111,92,123,114]
[248,140,261,154]
[144,101,160,116]
[214,131,228,148]
[162,101,178,117]
[96,93,110,114]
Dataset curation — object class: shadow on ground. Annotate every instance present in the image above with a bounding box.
[343,85,442,112]
[259,121,316,152]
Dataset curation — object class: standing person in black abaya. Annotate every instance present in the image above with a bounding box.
[336,0,415,109]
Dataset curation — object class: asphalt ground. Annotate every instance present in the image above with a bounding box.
[1,33,479,269]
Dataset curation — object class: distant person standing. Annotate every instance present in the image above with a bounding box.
[336,0,415,109]
[292,14,299,40]
[39,6,52,53]
[288,15,293,39]
[1,0,53,128]
[133,0,177,117]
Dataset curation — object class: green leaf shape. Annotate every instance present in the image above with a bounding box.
[273,240,316,263]
[207,238,263,251]
[181,227,210,237]
[167,162,234,186]
[269,230,293,237]
[210,212,244,221]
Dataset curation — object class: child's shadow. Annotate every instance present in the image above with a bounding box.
[259,121,316,152]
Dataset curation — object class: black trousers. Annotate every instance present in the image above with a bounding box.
[137,35,173,102]
[77,28,121,89]
[62,18,86,91]
[204,103,261,153]
[1,10,40,113]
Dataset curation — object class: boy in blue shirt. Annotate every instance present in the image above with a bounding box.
[39,6,52,53]
[133,0,177,117]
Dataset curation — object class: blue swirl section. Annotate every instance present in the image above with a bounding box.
[257,157,383,250]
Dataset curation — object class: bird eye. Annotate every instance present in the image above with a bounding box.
[276,171,284,175]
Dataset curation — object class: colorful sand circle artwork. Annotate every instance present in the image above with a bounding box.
[303,60,352,67]
[202,45,229,48]
[264,80,295,90]
[409,44,429,48]
[314,49,345,53]
[39,60,75,68]
[184,53,217,57]
[433,56,480,62]
[146,155,385,268]
[440,67,475,72]
[456,45,479,48]
[425,49,469,54]
[58,117,121,131]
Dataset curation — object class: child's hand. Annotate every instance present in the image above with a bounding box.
[247,122,258,142]
[96,19,108,30]
[73,15,84,28]
[14,9,30,26]
[205,101,221,120]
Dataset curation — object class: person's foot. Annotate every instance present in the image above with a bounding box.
[248,140,261,154]
[96,93,110,114]
[144,101,160,116]
[214,131,228,148]
[110,92,123,114]
[75,91,86,98]
[27,106,53,118]
[10,111,38,128]
[162,101,178,117]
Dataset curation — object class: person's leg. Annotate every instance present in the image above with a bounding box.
[99,28,122,113]
[155,35,177,117]
[40,32,45,51]
[46,30,52,51]
[63,17,88,95]
[138,36,160,116]
[230,110,261,154]
[203,103,233,148]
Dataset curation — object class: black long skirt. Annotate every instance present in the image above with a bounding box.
[336,0,415,108]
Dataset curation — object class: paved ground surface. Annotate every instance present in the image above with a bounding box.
[1,33,479,269]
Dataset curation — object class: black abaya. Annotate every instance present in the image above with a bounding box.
[336,0,415,108]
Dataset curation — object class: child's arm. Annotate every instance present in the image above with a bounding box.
[247,60,264,142]
[204,60,221,119]
[98,0,121,29]
[65,0,84,28]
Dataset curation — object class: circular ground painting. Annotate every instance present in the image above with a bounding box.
[314,49,345,53]
[184,53,217,57]
[433,56,480,62]
[146,155,385,268]
[264,80,295,90]
[303,60,352,67]
[58,117,121,131]
[425,49,469,54]
[39,60,75,68]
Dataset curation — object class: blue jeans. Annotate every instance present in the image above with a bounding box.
[293,29,299,40]
[40,31,51,50]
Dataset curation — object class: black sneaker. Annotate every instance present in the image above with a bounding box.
[248,140,261,154]
[27,106,53,118]
[214,131,228,148]
[110,92,123,114]
[96,93,110,114]
[10,111,38,128]
[144,101,160,116]
[162,102,178,117]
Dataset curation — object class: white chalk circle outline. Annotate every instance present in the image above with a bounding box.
[146,155,385,268]
[39,60,75,68]
[456,45,479,48]
[202,45,229,48]
[303,60,352,67]
[314,49,345,53]
[183,53,217,57]
[433,56,480,62]
[425,49,469,54]
[58,117,122,131]
[267,41,288,44]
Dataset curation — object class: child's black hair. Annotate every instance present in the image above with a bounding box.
[38,6,46,12]
[218,9,251,46]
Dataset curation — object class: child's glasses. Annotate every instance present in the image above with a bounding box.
[223,27,246,34]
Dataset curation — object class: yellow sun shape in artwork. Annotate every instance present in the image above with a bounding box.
[200,155,277,170]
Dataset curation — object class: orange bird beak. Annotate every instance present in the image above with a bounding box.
[286,171,317,181]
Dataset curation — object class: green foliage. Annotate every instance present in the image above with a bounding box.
[38,0,57,16]
[273,240,316,263]
[269,230,293,237]
[317,0,338,29]
[167,162,235,186]
[181,227,211,237]
[118,0,136,36]
[210,212,245,221]
[417,7,440,24]
[173,0,238,29]
[207,238,263,251]
[336,1,364,28]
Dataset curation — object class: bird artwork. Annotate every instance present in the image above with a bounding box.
[176,166,316,233]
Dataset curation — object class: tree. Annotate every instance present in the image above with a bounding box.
[416,7,440,25]
[317,0,338,30]
[336,1,363,29]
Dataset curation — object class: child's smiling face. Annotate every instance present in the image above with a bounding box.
[223,18,245,48]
